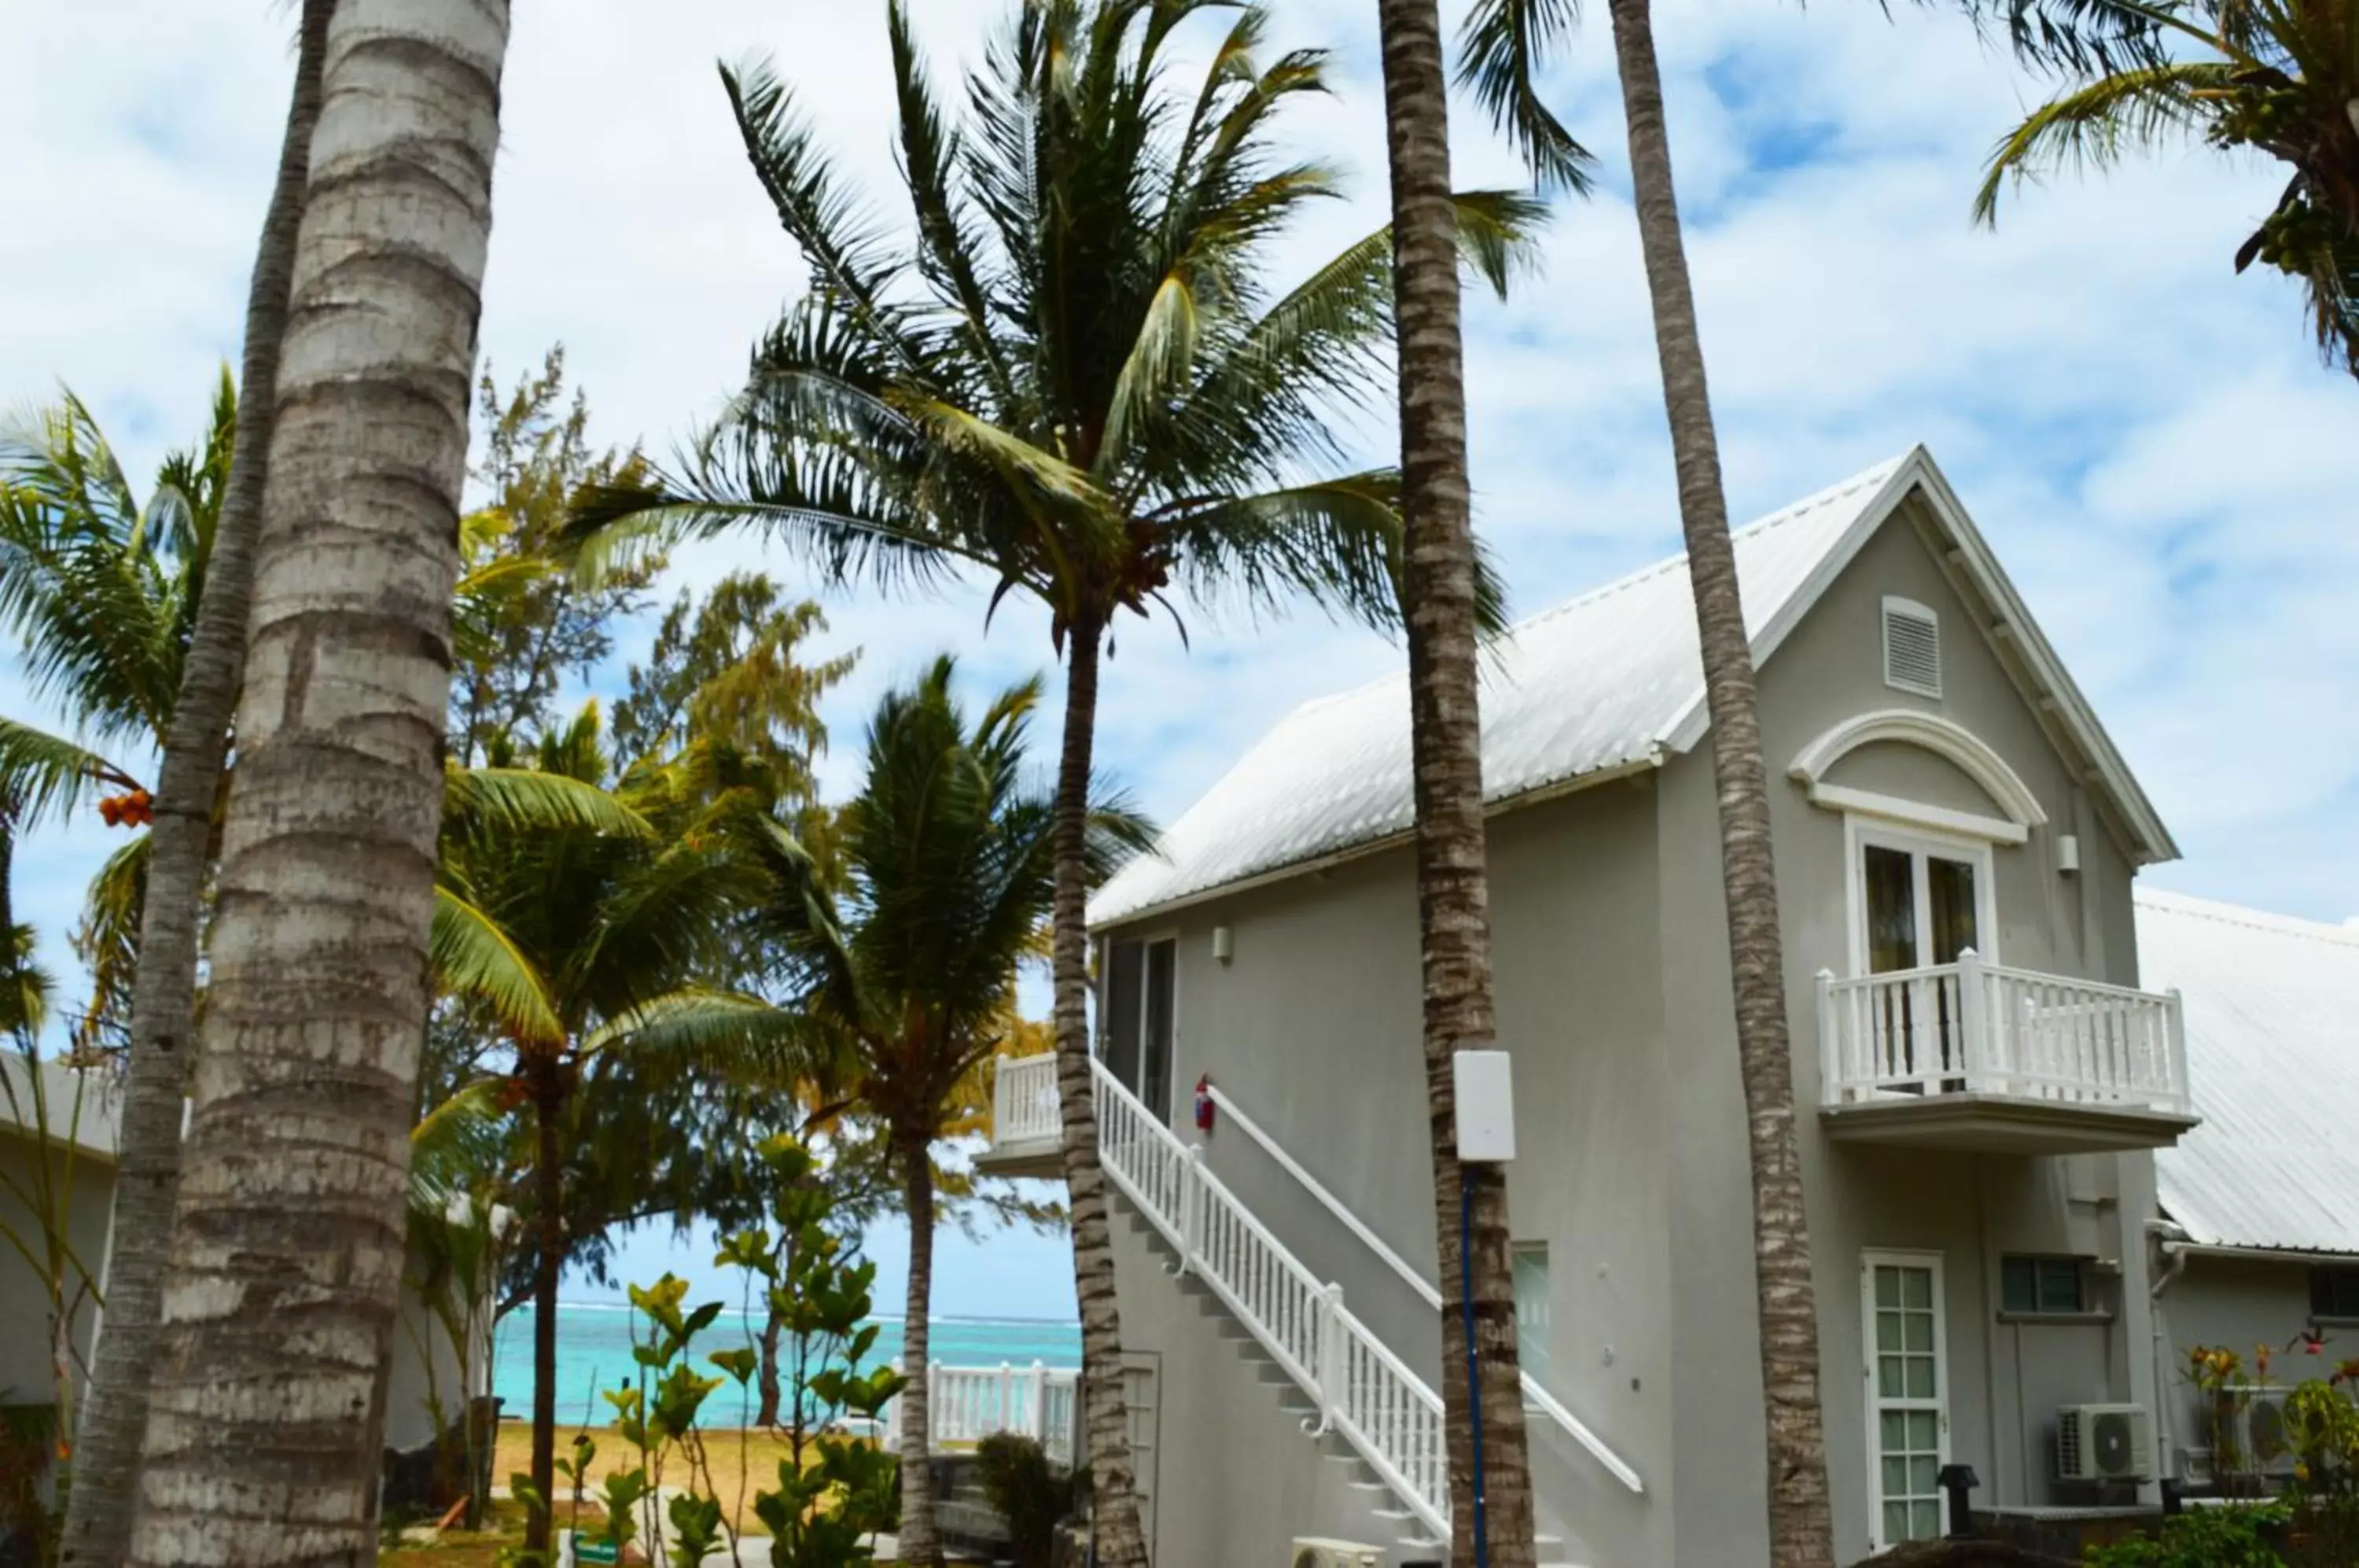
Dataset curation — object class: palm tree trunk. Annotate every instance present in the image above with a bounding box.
[122,2,508,1560]
[1371,5,1538,1564]
[58,9,334,1562]
[896,1129,941,1568]
[1051,617,1150,1568]
[1605,0,1835,1560]
[528,1072,565,1558]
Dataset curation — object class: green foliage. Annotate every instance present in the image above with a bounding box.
[566,1,1540,659]
[2083,1502,2290,1567]
[0,1403,60,1566]
[1972,0,2359,377]
[450,350,665,766]
[976,1432,1074,1568]
[591,1139,904,1568]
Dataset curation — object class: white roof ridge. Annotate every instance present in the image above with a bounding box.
[2135,885,2359,948]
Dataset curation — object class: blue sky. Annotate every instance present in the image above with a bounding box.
[5,0,2356,1322]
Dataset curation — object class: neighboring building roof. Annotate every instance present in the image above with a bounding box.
[1092,445,2177,927]
[0,1053,121,1163]
[2137,889,2359,1256]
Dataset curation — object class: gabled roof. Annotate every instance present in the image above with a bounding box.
[1091,446,2175,927]
[2137,889,2359,1256]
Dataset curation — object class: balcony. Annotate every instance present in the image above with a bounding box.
[977,1051,1065,1179]
[1816,951,2197,1154]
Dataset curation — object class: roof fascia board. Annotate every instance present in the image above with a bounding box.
[1093,751,1664,934]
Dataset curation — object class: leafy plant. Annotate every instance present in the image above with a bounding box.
[976,1432,1073,1568]
[2082,1500,2290,1566]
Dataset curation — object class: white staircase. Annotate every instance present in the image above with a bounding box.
[1083,1057,1640,1565]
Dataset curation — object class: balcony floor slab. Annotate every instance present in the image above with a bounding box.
[1820,1091,2198,1154]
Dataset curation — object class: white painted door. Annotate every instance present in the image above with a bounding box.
[1863,1251,1949,1551]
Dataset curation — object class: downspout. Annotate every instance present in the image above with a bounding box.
[2147,1219,2192,1482]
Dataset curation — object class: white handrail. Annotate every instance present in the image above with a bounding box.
[1204,1081,1644,1495]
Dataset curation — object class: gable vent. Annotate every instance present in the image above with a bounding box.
[1881,596,1942,698]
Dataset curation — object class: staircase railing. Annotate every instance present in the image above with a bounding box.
[1203,1081,1644,1496]
[1094,1059,1458,1536]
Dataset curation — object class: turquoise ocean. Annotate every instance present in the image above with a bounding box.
[491,1305,1082,1426]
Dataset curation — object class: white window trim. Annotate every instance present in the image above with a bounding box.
[1790,709,2048,845]
[1862,1249,1952,1555]
[1846,816,2000,977]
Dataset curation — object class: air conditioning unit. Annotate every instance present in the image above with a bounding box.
[2057,1404,2155,1482]
[2234,1386,2301,1477]
[1291,1540,1385,1568]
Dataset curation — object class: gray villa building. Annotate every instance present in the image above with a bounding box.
[984,447,2202,1566]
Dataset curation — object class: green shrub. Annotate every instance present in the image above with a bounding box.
[2082,1503,2290,1567]
[975,1433,1070,1568]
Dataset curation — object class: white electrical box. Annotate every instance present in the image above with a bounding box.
[1452,1050,1516,1162]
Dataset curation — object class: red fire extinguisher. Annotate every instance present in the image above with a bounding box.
[1194,1075,1216,1134]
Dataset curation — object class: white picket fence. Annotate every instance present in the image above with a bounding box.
[879,1360,1080,1468]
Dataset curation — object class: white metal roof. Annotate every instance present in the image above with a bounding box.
[2138,889,2359,1255]
[1092,445,2175,927]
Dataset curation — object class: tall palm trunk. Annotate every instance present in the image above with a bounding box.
[1605,0,1835,1559]
[123,1,508,1560]
[1050,617,1150,1568]
[527,1067,566,1557]
[896,1126,941,1568]
[59,8,335,1560]
[1371,5,1538,1565]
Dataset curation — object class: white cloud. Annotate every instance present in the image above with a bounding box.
[5,0,2356,1042]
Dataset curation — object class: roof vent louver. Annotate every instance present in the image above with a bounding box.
[1882,596,1942,698]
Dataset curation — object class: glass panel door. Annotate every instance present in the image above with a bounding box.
[1865,1255,1948,1551]
[1141,937,1176,1123]
[1514,1244,1552,1392]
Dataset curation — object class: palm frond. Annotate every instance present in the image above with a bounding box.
[431,886,565,1048]
[1456,0,1597,196]
[0,717,131,827]
[72,831,149,1052]
[409,1077,513,1209]
[442,765,653,838]
[1973,60,2232,223]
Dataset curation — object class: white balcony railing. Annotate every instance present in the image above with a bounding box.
[881,1360,1080,1468]
[990,1051,1062,1148]
[1817,950,2189,1113]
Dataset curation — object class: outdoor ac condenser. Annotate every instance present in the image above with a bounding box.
[1291,1539,1386,1568]
[2236,1386,2302,1477]
[2057,1404,2156,1482]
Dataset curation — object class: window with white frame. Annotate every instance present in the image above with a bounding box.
[1849,822,1997,977]
[1100,933,1178,1123]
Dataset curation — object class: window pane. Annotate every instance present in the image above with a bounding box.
[1882,1412,1906,1448]
[1878,1312,1901,1353]
[1879,1359,1903,1398]
[1882,1456,1908,1495]
[1905,1357,1936,1398]
[1909,1412,1938,1448]
[1514,1244,1552,1389]
[1904,1312,1934,1353]
[1928,856,1978,964]
[2038,1258,2085,1313]
[1912,1500,1942,1540]
[2313,1267,2359,1319]
[1142,939,1176,1121]
[2001,1257,2038,1314]
[1911,1456,1940,1495]
[1901,1268,1933,1309]
[1884,1503,1909,1544]
[1103,940,1143,1088]
[1875,1266,1901,1309]
[1866,847,1918,974]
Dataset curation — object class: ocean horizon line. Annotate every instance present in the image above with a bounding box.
[539,1301,1081,1327]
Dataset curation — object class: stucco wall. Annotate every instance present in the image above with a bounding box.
[1653,496,2164,1561]
[0,1133,113,1413]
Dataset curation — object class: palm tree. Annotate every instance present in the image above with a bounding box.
[739,658,1148,1564]
[431,706,778,1559]
[54,9,333,1551]
[1364,4,1566,1561]
[565,5,1533,1556]
[1974,0,2359,375]
[122,0,510,1558]
[0,380,238,1051]
[1452,1,1838,1557]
